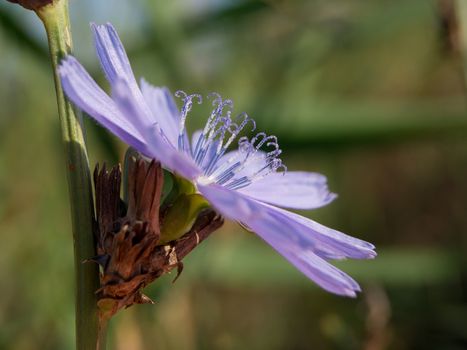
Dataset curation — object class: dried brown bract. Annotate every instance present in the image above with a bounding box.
[6,0,54,11]
[93,158,223,319]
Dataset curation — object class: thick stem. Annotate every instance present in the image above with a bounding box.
[36,1,101,349]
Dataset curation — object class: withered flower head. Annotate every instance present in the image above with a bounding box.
[93,156,223,319]
[6,0,54,11]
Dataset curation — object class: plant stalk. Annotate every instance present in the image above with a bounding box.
[36,1,101,349]
[455,0,467,83]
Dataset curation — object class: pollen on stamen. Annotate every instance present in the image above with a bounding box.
[175,90,202,153]
[213,132,287,190]
[172,91,286,189]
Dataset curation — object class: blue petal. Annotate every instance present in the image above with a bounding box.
[58,56,148,153]
[198,183,375,296]
[265,204,376,258]
[212,150,268,181]
[91,23,154,127]
[91,23,135,86]
[112,79,201,180]
[91,23,199,177]
[238,171,337,210]
[140,80,180,148]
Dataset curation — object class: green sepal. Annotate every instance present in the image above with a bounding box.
[161,170,174,204]
[159,193,210,245]
[162,173,196,206]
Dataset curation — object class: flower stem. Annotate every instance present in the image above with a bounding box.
[36,1,101,349]
[456,0,467,82]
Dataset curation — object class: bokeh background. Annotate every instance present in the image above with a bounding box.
[1,0,467,349]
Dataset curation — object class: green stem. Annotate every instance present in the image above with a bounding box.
[36,1,101,349]
[455,0,467,84]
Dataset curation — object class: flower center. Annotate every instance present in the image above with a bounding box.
[175,91,287,190]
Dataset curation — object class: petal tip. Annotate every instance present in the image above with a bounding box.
[89,22,101,33]
[334,285,360,298]
[343,283,362,297]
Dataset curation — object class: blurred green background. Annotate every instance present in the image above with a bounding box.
[1,0,467,349]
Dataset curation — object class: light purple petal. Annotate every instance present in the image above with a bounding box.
[140,80,180,148]
[238,171,337,210]
[264,203,376,259]
[88,23,201,179]
[91,23,154,127]
[285,250,361,296]
[112,79,201,179]
[211,150,268,181]
[91,23,136,86]
[58,56,148,152]
[199,184,375,260]
[198,183,375,296]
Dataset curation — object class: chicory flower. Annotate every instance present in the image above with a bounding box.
[59,23,376,297]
